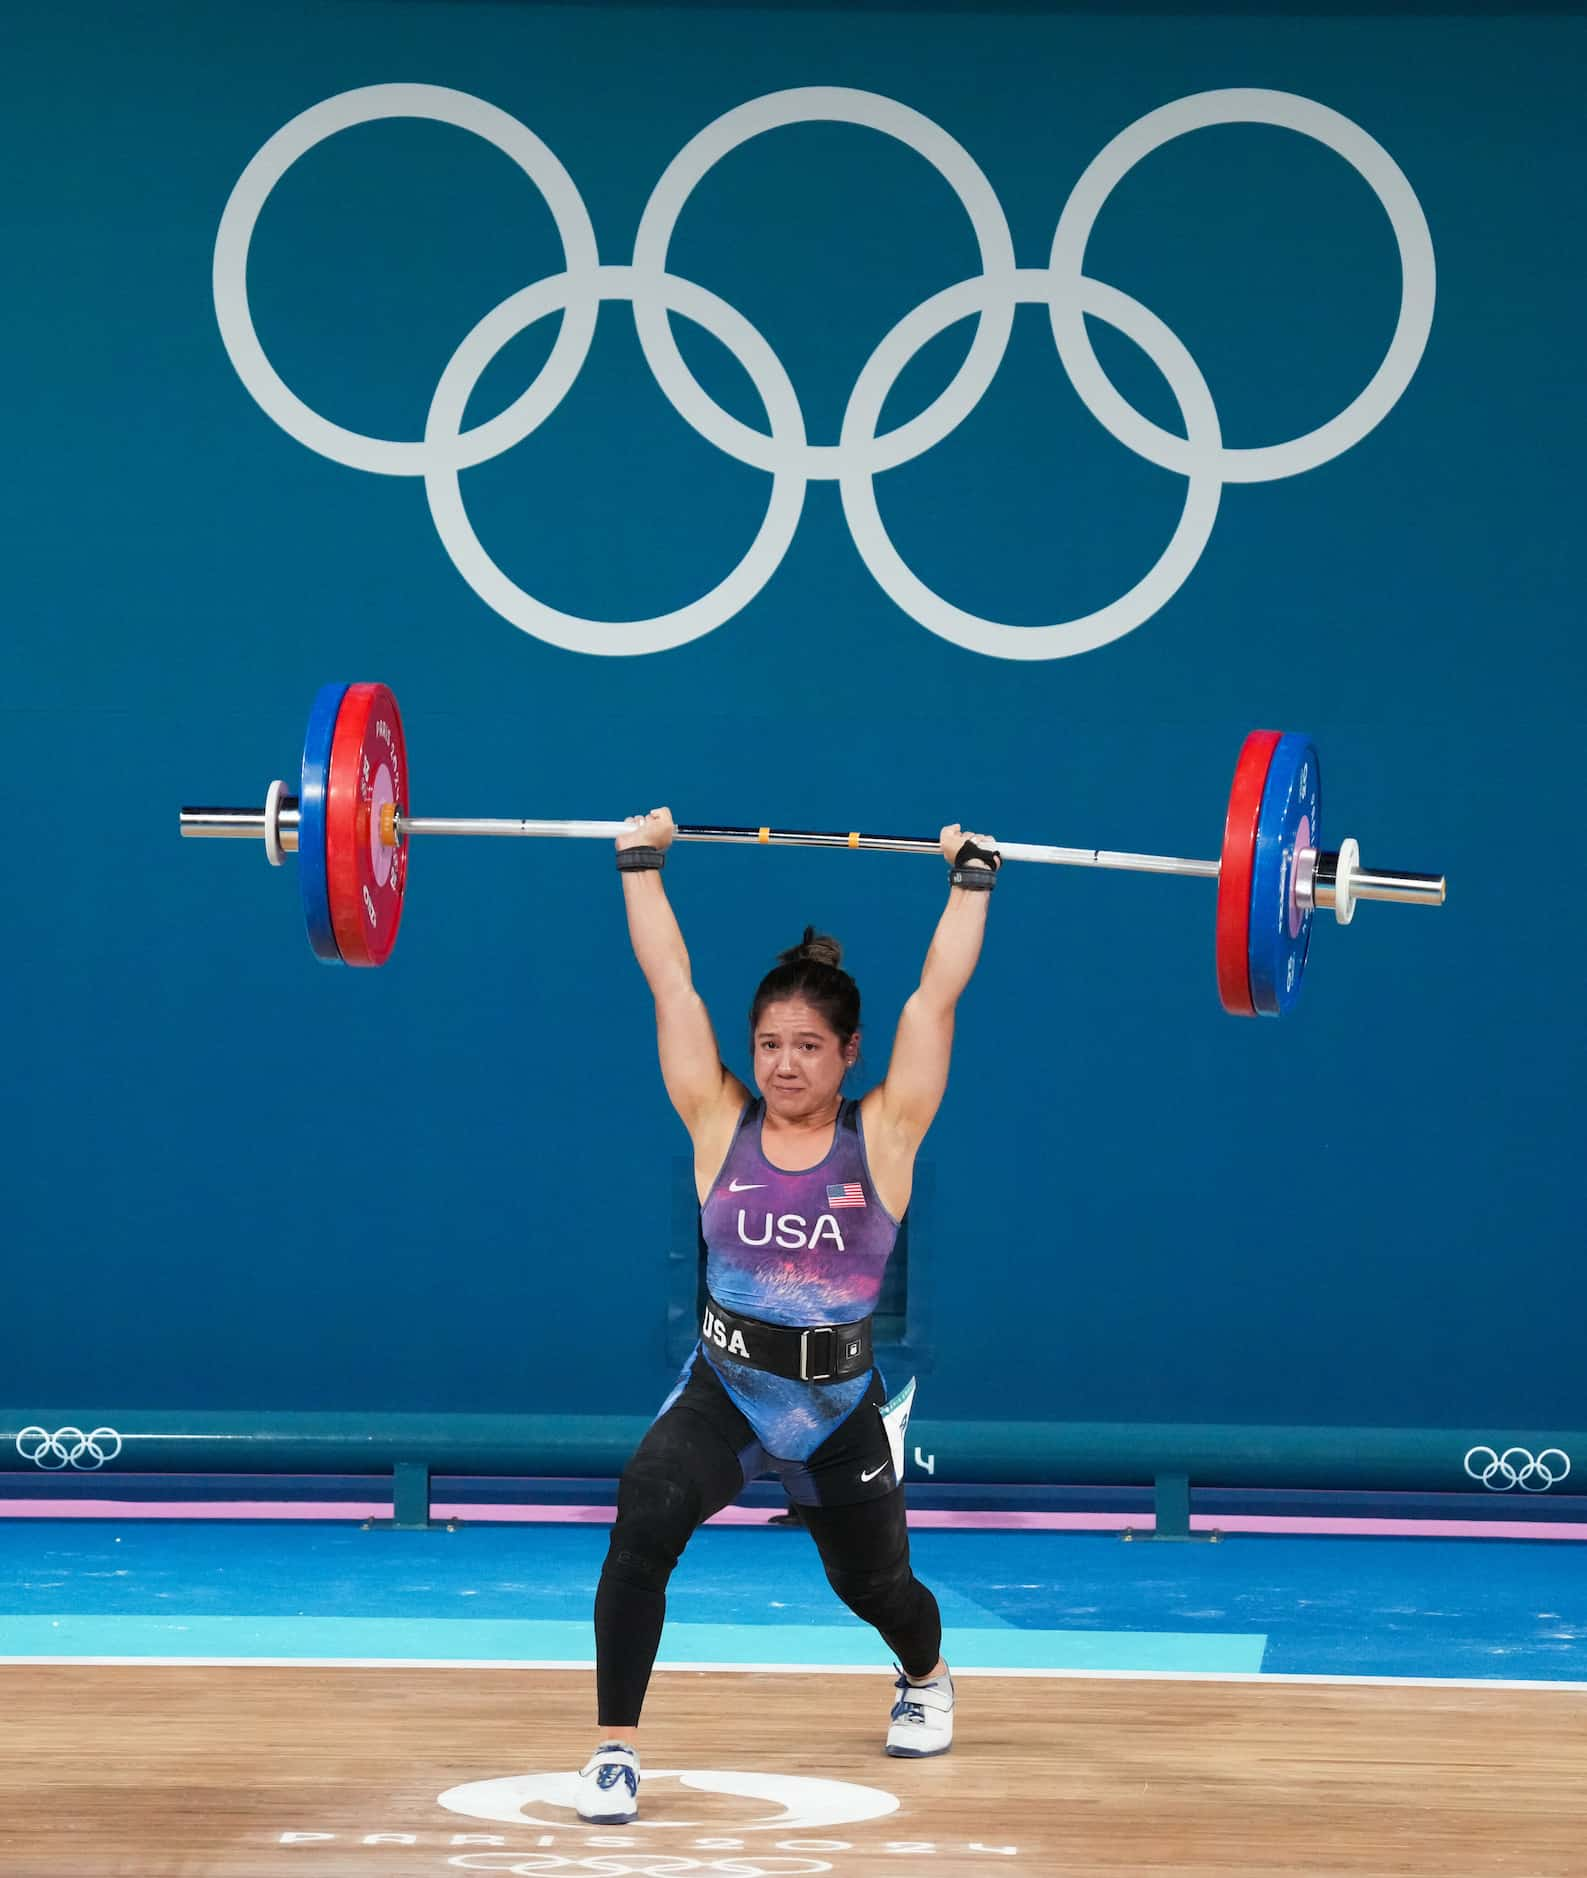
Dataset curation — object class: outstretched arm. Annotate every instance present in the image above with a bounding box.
[618,808,746,1135]
[867,823,997,1154]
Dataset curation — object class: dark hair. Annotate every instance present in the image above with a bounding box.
[749,926,861,1046]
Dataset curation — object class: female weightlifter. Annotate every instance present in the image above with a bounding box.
[575,808,998,1824]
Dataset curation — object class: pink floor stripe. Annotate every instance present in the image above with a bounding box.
[1,1499,1584,1540]
[0,1501,396,1521]
[1196,1514,1587,1541]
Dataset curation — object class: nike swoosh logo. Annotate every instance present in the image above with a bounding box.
[860,1463,890,1483]
[728,1180,766,1192]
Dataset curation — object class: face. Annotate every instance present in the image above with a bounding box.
[752,998,859,1121]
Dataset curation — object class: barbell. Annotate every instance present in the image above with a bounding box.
[179,681,1445,1017]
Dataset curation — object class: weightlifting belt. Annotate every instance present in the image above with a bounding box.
[701,1294,873,1384]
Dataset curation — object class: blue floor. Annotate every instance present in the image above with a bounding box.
[2,1521,1584,1681]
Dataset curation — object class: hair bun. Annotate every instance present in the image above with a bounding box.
[778,925,843,970]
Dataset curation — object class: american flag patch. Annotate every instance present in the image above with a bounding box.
[827,1182,866,1209]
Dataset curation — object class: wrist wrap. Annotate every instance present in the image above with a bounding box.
[949,864,997,891]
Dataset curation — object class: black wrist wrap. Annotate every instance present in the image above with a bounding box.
[616,846,665,872]
[950,837,1000,890]
[949,864,997,891]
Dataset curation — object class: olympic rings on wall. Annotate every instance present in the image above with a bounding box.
[15,1426,123,1471]
[214,84,1434,659]
[1463,1446,1572,1493]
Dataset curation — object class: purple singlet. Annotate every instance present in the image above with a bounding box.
[684,1098,900,1461]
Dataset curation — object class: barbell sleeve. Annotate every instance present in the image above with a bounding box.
[180,808,281,837]
[1339,866,1444,906]
[181,806,301,852]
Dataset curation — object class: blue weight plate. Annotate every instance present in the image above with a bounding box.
[299,682,348,964]
[1248,732,1321,1017]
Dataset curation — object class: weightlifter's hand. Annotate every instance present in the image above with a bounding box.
[940,823,999,869]
[617,807,676,852]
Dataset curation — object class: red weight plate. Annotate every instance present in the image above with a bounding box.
[1215,730,1281,1017]
[325,682,409,968]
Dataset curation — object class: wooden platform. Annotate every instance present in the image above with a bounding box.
[0,1664,1583,1876]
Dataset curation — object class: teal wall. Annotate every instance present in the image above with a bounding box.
[4,1,1581,1447]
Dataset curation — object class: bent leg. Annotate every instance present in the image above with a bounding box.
[798,1488,943,1681]
[596,1359,756,1727]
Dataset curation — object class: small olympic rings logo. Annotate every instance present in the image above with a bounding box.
[1463,1445,1571,1493]
[15,1426,123,1471]
[214,82,1435,660]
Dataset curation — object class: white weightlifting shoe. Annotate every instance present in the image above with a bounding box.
[885,1666,954,1758]
[575,1742,640,1824]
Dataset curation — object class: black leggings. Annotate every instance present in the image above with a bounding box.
[595,1379,942,1727]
